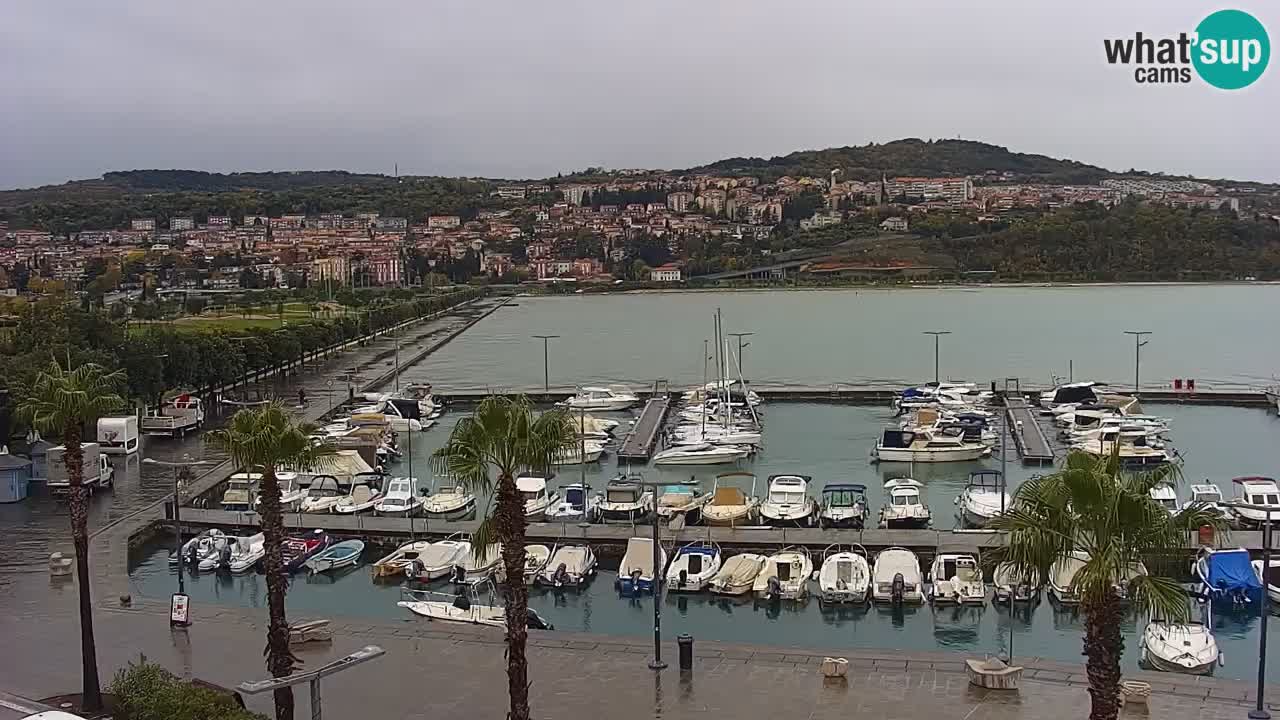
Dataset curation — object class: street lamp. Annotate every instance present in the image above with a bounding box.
[922,331,951,385]
[727,332,753,380]
[1222,499,1274,720]
[626,474,699,670]
[531,335,559,394]
[239,645,386,720]
[143,454,216,626]
[1123,331,1151,396]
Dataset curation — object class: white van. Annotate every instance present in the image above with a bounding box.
[97,416,140,455]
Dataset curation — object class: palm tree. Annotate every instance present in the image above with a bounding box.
[432,396,576,720]
[17,361,125,713]
[207,404,335,720]
[988,451,1226,720]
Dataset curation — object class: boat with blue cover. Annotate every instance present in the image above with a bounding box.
[1193,547,1263,606]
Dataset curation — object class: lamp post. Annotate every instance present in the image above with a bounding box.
[143,454,216,626]
[531,335,559,394]
[1123,331,1151,396]
[1223,499,1273,720]
[627,475,699,670]
[922,331,951,385]
[727,332,753,380]
[239,645,386,720]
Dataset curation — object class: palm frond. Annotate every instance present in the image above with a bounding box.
[1128,575,1193,622]
[472,515,498,564]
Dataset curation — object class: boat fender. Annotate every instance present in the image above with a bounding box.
[1218,652,1225,667]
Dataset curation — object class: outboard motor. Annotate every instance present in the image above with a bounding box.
[552,562,570,588]
[409,558,424,581]
[678,569,689,589]
[218,542,233,572]
[767,575,782,601]
[891,572,905,606]
[630,569,644,596]
[452,593,471,611]
[452,565,467,585]
[186,542,199,569]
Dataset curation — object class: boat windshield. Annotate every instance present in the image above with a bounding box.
[770,490,806,505]
[1157,498,1177,511]
[1251,493,1280,506]
[892,494,916,506]
[825,489,859,506]
[606,489,638,503]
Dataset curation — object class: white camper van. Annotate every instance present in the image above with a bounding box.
[46,443,114,493]
[97,416,140,455]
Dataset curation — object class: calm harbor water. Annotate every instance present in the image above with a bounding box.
[128,401,1280,681]
[403,286,1280,391]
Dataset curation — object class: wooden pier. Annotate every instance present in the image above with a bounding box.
[1003,394,1055,464]
[615,381,671,462]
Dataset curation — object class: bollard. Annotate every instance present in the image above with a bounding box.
[677,634,694,671]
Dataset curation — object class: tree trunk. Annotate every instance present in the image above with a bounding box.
[64,422,103,712]
[1083,592,1123,720]
[494,472,531,720]
[258,468,297,720]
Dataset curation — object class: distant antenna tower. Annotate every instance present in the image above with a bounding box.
[394,162,398,178]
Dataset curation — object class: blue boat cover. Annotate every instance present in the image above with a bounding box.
[1206,549,1263,594]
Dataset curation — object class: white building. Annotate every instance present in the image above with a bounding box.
[169,217,194,231]
[880,216,909,232]
[885,177,973,204]
[131,218,156,231]
[650,264,682,282]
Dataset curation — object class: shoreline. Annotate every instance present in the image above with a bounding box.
[587,279,1280,295]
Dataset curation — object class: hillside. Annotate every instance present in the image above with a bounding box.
[689,138,1116,185]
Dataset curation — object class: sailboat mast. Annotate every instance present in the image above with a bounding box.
[701,339,709,437]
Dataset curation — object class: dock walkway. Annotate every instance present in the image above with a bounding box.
[1004,394,1055,464]
[615,385,671,462]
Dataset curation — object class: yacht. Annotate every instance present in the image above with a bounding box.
[665,541,722,592]
[878,478,931,529]
[992,562,1039,603]
[669,424,763,448]
[300,475,346,513]
[654,484,712,523]
[871,547,925,605]
[373,476,422,517]
[421,482,477,521]
[269,472,305,511]
[752,547,813,601]
[517,475,558,521]
[1141,622,1221,675]
[708,553,767,596]
[1230,477,1280,528]
[1188,484,1235,526]
[546,482,601,523]
[1072,429,1171,466]
[818,483,869,529]
[561,386,640,412]
[598,476,655,523]
[1149,484,1180,515]
[872,428,989,463]
[652,442,749,465]
[540,544,597,588]
[758,474,818,527]
[956,470,1010,528]
[928,553,986,605]
[700,472,760,527]
[617,537,666,594]
[1039,381,1102,410]
[220,472,259,511]
[818,544,871,605]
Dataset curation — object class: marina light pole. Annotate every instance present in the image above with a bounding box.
[923,331,951,385]
[143,454,216,625]
[727,332,754,380]
[629,476,699,670]
[1123,331,1151,396]
[532,335,559,394]
[1225,499,1273,719]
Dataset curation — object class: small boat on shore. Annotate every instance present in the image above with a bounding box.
[540,545,597,588]
[305,539,365,575]
[1141,621,1221,675]
[665,541,722,592]
[758,474,817,527]
[617,537,666,594]
[753,547,812,601]
[709,553,766,596]
[700,472,760,527]
[871,547,924,605]
[372,540,432,579]
[818,544,871,605]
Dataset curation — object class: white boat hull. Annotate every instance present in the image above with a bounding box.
[874,446,987,462]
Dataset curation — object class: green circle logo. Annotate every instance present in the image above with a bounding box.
[1193,9,1270,89]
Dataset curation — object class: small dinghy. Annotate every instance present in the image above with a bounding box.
[282,530,332,573]
[818,544,871,605]
[198,532,261,572]
[371,540,433,579]
[617,537,666,594]
[1141,621,1221,675]
[753,547,813,601]
[665,541,722,592]
[398,584,554,630]
[709,553,767,596]
[305,539,366,575]
[171,529,227,566]
[539,545,597,588]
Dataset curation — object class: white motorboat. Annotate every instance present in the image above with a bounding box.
[546,482,602,522]
[300,475,346,513]
[256,472,304,511]
[617,537,666,594]
[1149,483,1180,515]
[517,475,558,521]
[683,380,762,407]
[1230,476,1280,528]
[992,562,1039,603]
[170,528,226,565]
[598,476,654,523]
[1141,621,1221,675]
[872,428,989,463]
[451,543,503,586]
[1039,381,1101,410]
[371,540,433,579]
[652,442,748,465]
[758,474,817,527]
[818,544,871,605]
[878,478,931,529]
[665,541,722,592]
[928,553,986,605]
[223,533,266,573]
[411,537,471,581]
[520,544,552,583]
[348,407,425,434]
[752,547,813,601]
[1049,551,1090,605]
[956,470,1010,528]
[871,547,924,605]
[1194,547,1264,605]
[700,472,760,527]
[655,484,712,523]
[1073,429,1171,466]
[540,545,597,588]
[373,476,422,516]
[818,483,869,529]
[552,438,606,465]
[570,414,621,438]
[1188,484,1235,527]
[561,386,640,412]
[305,539,366,575]
[333,477,385,515]
[1267,387,1280,413]
[670,424,763,447]
[421,483,477,521]
[176,530,231,569]
[709,553,767,596]
[1252,559,1280,605]
[220,473,259,511]
[398,585,553,630]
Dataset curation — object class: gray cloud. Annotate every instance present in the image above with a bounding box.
[1,0,1277,188]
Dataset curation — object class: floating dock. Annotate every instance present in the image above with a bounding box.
[1003,394,1055,464]
[615,381,671,462]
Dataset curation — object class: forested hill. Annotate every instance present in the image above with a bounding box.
[102,170,397,192]
[689,139,1117,185]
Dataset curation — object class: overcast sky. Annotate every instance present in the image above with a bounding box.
[2,0,1277,189]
